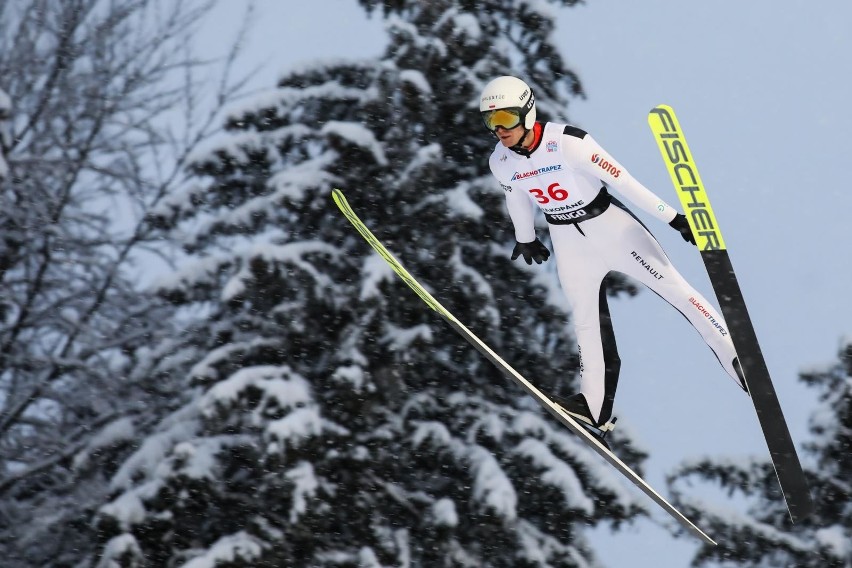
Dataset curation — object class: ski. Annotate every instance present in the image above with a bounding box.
[648,105,814,523]
[332,188,716,545]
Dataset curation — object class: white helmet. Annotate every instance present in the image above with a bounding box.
[479,76,536,132]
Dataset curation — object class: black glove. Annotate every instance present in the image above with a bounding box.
[511,239,550,265]
[669,213,696,246]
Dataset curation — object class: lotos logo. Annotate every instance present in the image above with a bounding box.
[591,153,621,178]
[511,164,562,181]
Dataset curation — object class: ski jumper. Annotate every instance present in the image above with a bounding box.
[488,122,742,425]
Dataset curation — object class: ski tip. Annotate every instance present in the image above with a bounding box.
[331,188,349,210]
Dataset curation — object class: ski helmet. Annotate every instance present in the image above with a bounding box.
[479,76,536,132]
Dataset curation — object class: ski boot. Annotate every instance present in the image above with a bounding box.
[551,393,617,450]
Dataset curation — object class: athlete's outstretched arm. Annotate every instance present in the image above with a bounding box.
[563,132,678,224]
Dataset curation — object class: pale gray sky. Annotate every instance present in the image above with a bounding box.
[197,1,852,565]
[559,2,852,562]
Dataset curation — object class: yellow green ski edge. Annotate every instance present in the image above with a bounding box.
[648,105,726,251]
[331,187,717,546]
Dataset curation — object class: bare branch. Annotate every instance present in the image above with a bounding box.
[0,0,259,563]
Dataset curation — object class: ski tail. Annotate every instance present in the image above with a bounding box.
[648,106,814,522]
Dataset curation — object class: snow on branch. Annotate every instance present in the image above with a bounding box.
[386,15,448,57]
[399,69,432,95]
[73,417,136,470]
[0,87,9,180]
[200,365,313,420]
[677,494,814,553]
[381,322,433,352]
[200,365,349,455]
[109,405,202,492]
[512,410,642,512]
[187,124,317,173]
[515,519,588,567]
[265,406,350,455]
[188,337,283,384]
[320,120,388,166]
[96,533,143,568]
[399,142,442,180]
[154,239,340,302]
[265,152,337,204]
[359,253,397,301]
[180,531,266,568]
[469,445,518,521]
[99,479,162,531]
[513,437,595,514]
[432,497,459,528]
[411,420,518,521]
[285,461,320,523]
[434,8,483,44]
[221,239,341,302]
[226,77,380,125]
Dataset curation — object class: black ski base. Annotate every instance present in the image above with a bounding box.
[702,249,814,522]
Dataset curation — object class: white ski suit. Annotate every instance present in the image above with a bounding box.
[488,122,742,424]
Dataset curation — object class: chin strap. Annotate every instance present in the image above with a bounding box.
[509,126,533,157]
[509,122,543,158]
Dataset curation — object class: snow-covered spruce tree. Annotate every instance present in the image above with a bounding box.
[0,1,248,566]
[667,340,851,567]
[94,1,652,566]
[0,87,9,180]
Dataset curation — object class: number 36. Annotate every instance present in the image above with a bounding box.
[529,182,568,204]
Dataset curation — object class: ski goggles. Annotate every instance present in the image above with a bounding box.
[481,108,523,131]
